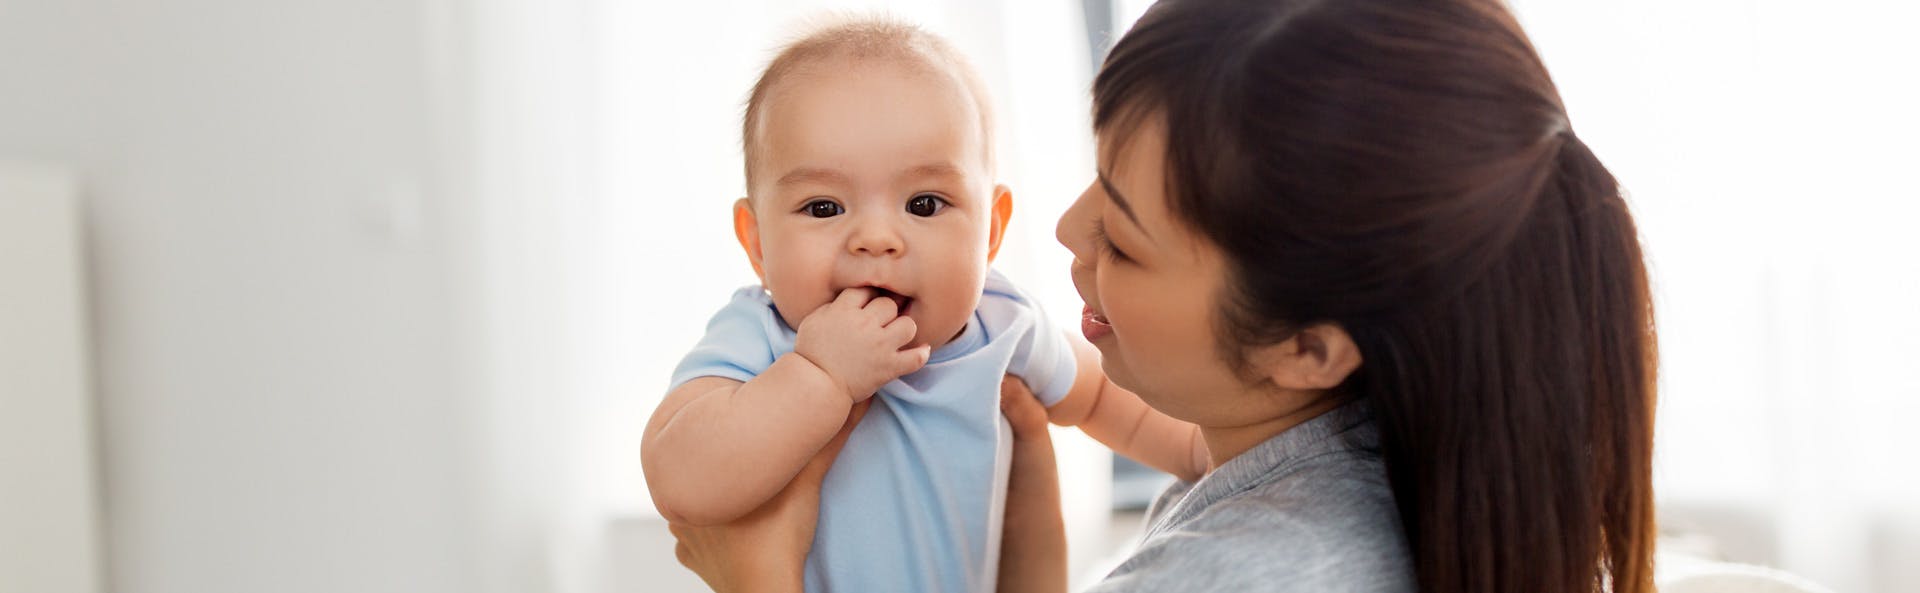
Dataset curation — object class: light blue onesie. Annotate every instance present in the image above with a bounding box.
[669,269,1078,593]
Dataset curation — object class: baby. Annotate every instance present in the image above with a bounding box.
[642,18,1206,593]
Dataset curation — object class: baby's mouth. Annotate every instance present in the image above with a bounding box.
[867,286,913,316]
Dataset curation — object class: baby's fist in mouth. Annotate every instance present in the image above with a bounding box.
[795,286,932,401]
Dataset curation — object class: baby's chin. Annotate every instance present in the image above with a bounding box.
[910,313,972,351]
[908,330,946,351]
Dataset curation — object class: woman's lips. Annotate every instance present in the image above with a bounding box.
[1082,305,1113,341]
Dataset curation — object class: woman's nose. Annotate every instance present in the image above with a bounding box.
[1056,182,1099,257]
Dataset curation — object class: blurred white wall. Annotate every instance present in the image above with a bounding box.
[0,0,519,592]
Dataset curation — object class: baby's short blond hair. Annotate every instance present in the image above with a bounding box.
[742,17,997,193]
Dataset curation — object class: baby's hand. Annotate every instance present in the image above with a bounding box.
[794,287,932,402]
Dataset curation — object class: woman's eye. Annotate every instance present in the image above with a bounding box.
[803,200,844,218]
[1092,217,1130,263]
[906,193,947,217]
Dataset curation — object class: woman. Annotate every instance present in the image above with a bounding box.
[671,0,1658,591]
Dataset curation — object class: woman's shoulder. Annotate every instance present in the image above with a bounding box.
[1252,447,1402,526]
[1092,450,1415,593]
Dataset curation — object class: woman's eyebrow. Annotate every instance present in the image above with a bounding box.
[1097,172,1154,242]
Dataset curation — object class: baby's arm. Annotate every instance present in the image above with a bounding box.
[644,287,930,526]
[643,354,855,526]
[1046,337,1210,481]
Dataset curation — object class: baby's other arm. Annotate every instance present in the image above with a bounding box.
[1045,337,1210,481]
[643,354,854,526]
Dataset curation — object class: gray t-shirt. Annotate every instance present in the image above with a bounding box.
[1086,403,1416,593]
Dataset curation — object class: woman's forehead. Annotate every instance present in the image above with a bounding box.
[1097,123,1171,223]
[1096,119,1222,260]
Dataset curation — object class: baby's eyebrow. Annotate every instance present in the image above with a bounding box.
[900,162,967,182]
[775,167,851,188]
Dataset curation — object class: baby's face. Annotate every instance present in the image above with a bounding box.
[743,59,1000,350]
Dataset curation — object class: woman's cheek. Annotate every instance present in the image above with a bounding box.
[1098,268,1139,346]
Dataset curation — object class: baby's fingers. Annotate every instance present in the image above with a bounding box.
[832,286,875,310]
[893,344,932,377]
[883,314,918,347]
[862,294,899,322]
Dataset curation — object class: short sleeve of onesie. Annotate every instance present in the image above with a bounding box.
[668,286,782,389]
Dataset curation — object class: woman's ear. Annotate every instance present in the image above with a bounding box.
[733,198,766,281]
[986,185,1014,263]
[1253,323,1362,391]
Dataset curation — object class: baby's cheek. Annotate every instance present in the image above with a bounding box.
[763,273,829,327]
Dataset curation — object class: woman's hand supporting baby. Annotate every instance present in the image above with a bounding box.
[996,376,1070,593]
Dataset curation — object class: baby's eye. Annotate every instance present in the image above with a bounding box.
[803,199,844,218]
[906,193,948,217]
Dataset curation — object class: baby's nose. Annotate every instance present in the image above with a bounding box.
[848,222,905,257]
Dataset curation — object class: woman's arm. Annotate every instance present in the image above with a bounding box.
[643,353,854,525]
[668,400,871,593]
[996,377,1069,593]
[1048,339,1210,481]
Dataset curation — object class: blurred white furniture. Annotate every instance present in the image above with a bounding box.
[1659,552,1839,593]
[0,162,102,593]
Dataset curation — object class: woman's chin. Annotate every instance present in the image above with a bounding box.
[1099,356,1138,392]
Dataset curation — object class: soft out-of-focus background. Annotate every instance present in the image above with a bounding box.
[2,0,1916,592]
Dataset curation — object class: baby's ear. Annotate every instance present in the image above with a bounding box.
[733,198,766,280]
[986,185,1014,263]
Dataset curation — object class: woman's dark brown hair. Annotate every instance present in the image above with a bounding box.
[1094,1,1657,592]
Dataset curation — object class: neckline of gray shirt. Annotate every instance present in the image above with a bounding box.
[1093,402,1415,592]
[1144,401,1381,536]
